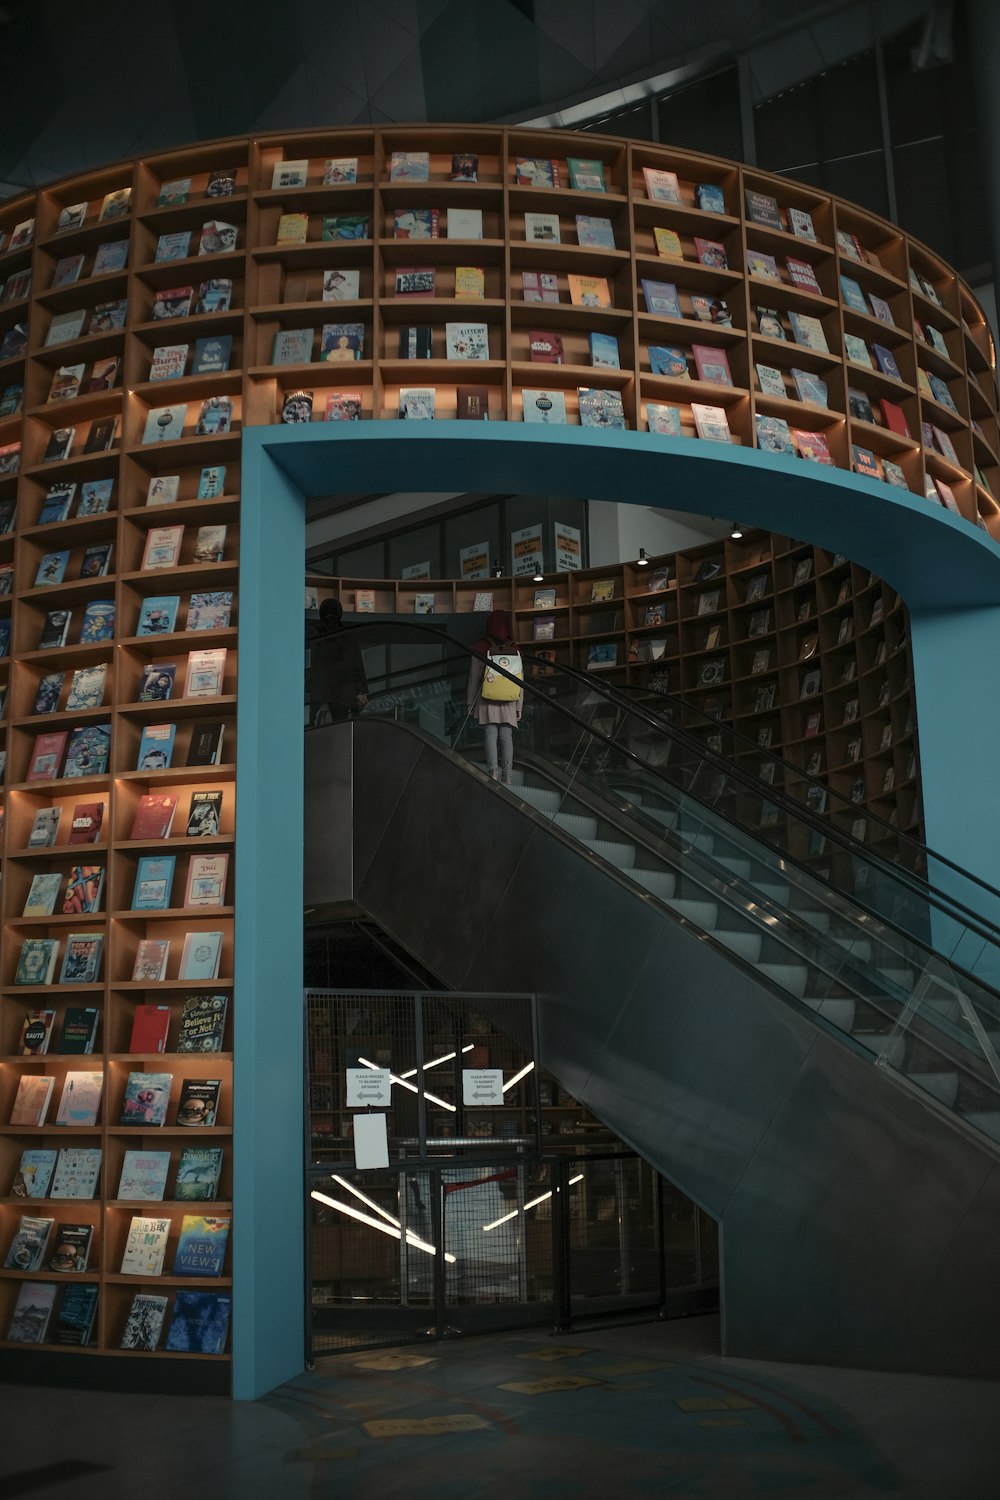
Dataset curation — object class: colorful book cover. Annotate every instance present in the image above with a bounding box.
[120,1073,173,1127]
[49,1147,101,1199]
[58,933,104,983]
[120,1215,171,1276]
[61,866,104,915]
[117,1149,171,1199]
[136,724,177,773]
[176,994,228,1053]
[62,723,111,778]
[173,1214,230,1276]
[174,1146,224,1200]
[164,1291,231,1353]
[54,1071,103,1126]
[12,1149,58,1198]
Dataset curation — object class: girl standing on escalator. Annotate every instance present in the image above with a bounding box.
[467,609,523,788]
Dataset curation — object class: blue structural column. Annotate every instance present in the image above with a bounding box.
[232,436,308,1399]
[230,421,1000,1396]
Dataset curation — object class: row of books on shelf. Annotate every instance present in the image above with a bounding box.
[17,995,227,1058]
[0,280,234,363]
[16,850,227,922]
[6,1283,230,1354]
[7,1210,229,1281]
[1,191,133,253]
[13,1144,223,1200]
[10,1071,223,1128]
[19,785,223,853]
[13,928,225,987]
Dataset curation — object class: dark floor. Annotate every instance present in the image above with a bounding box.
[3,1316,1000,1498]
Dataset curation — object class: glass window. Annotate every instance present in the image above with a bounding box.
[388,525,441,580]
[505,496,587,574]
[445,503,501,579]
[336,540,385,579]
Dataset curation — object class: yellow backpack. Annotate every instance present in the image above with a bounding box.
[481,650,523,702]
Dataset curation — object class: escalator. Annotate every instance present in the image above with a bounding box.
[304,622,1000,1378]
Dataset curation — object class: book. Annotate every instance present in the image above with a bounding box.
[49,1227,93,1276]
[844,332,872,367]
[445,323,489,360]
[61,866,104,915]
[457,385,490,420]
[132,855,177,911]
[691,404,733,443]
[132,939,171,982]
[275,211,308,245]
[178,931,223,981]
[186,723,226,768]
[322,214,369,241]
[118,1149,171,1199]
[745,189,782,229]
[12,1149,58,1198]
[398,325,433,359]
[788,312,829,352]
[642,167,681,203]
[17,1007,57,1052]
[653,226,683,259]
[747,250,779,280]
[143,404,186,443]
[44,427,76,462]
[185,647,227,697]
[0,382,23,417]
[23,876,63,918]
[63,723,111,777]
[514,157,560,188]
[840,274,868,313]
[575,215,615,248]
[174,1214,230,1276]
[186,590,232,630]
[146,475,180,506]
[121,1292,169,1350]
[120,1073,173,1127]
[193,524,226,563]
[393,206,439,240]
[79,540,114,577]
[175,1146,224,1199]
[454,266,485,300]
[155,229,192,262]
[27,808,62,848]
[67,802,104,845]
[129,793,179,839]
[848,386,875,423]
[195,395,232,435]
[165,1290,231,1353]
[788,206,816,239]
[527,330,563,364]
[578,388,626,428]
[586,644,618,671]
[93,239,129,275]
[58,933,104,984]
[786,256,821,293]
[137,595,181,636]
[135,724,176,776]
[646,403,682,435]
[147,344,188,383]
[755,414,794,454]
[873,344,903,381]
[195,279,233,313]
[138,663,176,703]
[152,285,194,320]
[589,332,620,369]
[176,1078,222,1129]
[198,220,238,255]
[34,549,71,586]
[56,1007,100,1054]
[83,417,118,455]
[793,429,836,464]
[521,389,567,424]
[567,274,611,308]
[6,1282,58,1343]
[55,1070,103,1127]
[10,1075,55,1125]
[398,387,436,419]
[521,271,559,303]
[692,345,733,385]
[641,279,681,317]
[321,267,361,302]
[177,994,228,1053]
[5,1213,55,1273]
[27,731,69,782]
[49,1146,100,1194]
[394,266,436,298]
[121,1215,171,1276]
[696,182,726,213]
[533,617,556,641]
[271,327,313,365]
[33,672,65,715]
[791,368,828,405]
[184,852,229,907]
[280,390,313,423]
[48,364,85,402]
[756,363,786,397]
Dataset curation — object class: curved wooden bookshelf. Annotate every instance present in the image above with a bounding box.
[0,121,993,1384]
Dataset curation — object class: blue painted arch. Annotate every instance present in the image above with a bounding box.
[232,421,1000,1398]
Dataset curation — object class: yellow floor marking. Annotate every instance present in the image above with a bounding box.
[499,1375,602,1395]
[353,1353,436,1370]
[516,1346,590,1361]
[363,1414,491,1437]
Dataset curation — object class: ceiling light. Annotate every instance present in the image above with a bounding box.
[636,548,649,566]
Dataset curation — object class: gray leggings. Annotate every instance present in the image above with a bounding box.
[484,723,513,775]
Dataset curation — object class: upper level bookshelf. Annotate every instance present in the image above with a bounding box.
[1,124,996,529]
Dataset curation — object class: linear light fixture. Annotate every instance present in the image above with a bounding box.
[502,1060,535,1093]
[357,1054,456,1111]
[482,1173,584,1232]
[312,1189,457,1262]
[399,1044,475,1080]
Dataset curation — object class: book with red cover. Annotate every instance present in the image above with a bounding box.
[691,344,733,386]
[879,398,910,438]
[129,1005,172,1054]
[67,802,105,844]
[792,429,836,465]
[527,330,564,364]
[26,731,69,782]
[129,794,178,840]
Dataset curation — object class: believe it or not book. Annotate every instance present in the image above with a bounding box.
[174,1214,230,1276]
[567,275,611,309]
[184,647,227,698]
[521,389,567,425]
[524,213,563,244]
[788,312,829,353]
[691,404,733,444]
[177,994,228,1054]
[120,1073,173,1127]
[143,1082,204,1146]
[178,932,223,982]
[527,330,563,364]
[143,404,187,443]
[58,933,104,984]
[129,793,179,839]
[521,271,559,304]
[54,1071,103,1127]
[641,279,681,318]
[118,1149,171,1200]
[578,388,626,429]
[692,345,733,386]
[646,403,682,436]
[120,1216,171,1276]
[184,852,229,907]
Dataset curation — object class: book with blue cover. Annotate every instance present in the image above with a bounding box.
[588,331,620,369]
[137,596,180,635]
[38,482,76,524]
[132,856,177,909]
[172,1214,230,1276]
[63,723,111,777]
[136,723,177,772]
[65,664,107,711]
[79,600,115,643]
[164,1290,231,1353]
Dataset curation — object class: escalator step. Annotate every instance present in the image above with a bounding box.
[581,838,638,869]
[553,812,599,838]
[630,868,677,899]
[518,786,562,815]
[861,1034,907,1069]
[755,962,809,997]
[907,1071,960,1108]
[756,883,789,903]
[713,856,753,880]
[803,997,857,1031]
[667,898,718,928]
[715,929,763,962]
[960,1111,1000,1143]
